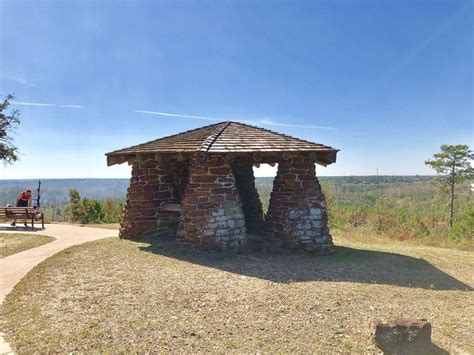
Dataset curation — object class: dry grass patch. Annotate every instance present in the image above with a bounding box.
[332,226,474,251]
[0,233,55,258]
[1,233,473,353]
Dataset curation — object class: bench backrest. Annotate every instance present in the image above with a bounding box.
[0,207,36,217]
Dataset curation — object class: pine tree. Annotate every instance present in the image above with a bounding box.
[425,145,474,227]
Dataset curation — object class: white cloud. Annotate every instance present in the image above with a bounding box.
[11,101,84,108]
[133,110,335,130]
[133,110,222,121]
[257,119,336,130]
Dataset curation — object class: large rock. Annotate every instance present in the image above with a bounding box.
[373,318,432,354]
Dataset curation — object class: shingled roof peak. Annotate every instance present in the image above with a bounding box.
[106,120,338,157]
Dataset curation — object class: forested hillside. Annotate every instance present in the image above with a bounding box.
[321,177,472,247]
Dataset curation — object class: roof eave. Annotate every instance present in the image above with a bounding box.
[106,148,339,166]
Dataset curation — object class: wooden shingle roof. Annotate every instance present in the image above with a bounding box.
[106,121,339,166]
[107,121,337,155]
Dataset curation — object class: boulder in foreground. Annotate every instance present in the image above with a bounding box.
[373,318,432,354]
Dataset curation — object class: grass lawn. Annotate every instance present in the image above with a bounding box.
[1,231,472,353]
[0,233,56,258]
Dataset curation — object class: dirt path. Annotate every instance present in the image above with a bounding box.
[0,224,117,354]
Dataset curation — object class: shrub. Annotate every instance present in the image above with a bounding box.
[66,189,123,224]
[449,207,474,243]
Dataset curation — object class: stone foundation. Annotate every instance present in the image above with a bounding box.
[176,155,247,250]
[119,158,186,240]
[265,154,333,252]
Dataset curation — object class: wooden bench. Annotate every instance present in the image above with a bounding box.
[0,207,45,229]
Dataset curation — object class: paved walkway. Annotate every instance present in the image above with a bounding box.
[0,224,118,354]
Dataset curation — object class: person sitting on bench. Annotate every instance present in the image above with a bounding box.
[11,189,32,227]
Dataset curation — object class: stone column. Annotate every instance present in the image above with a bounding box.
[265,154,333,252]
[177,155,246,250]
[120,158,183,240]
[231,159,265,234]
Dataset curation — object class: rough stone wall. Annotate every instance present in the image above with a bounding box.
[120,158,185,240]
[231,159,265,235]
[176,155,246,250]
[265,154,334,252]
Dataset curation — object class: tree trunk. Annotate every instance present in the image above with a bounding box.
[431,195,435,229]
[450,167,455,228]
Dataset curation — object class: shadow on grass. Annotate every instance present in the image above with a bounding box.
[139,238,471,291]
[0,225,44,232]
[427,343,450,355]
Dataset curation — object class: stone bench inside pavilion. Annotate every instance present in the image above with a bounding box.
[106,121,338,252]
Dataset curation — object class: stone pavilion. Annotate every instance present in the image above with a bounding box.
[106,121,339,252]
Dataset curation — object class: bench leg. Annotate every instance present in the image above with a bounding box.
[32,216,34,229]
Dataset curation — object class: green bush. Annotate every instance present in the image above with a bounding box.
[66,189,123,224]
[449,208,474,243]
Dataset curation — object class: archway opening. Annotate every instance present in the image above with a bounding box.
[253,163,278,213]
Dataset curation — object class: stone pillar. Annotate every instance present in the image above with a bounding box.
[231,159,265,234]
[120,158,184,240]
[265,154,333,252]
[177,155,246,250]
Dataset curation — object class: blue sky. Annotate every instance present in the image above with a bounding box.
[1,0,472,178]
